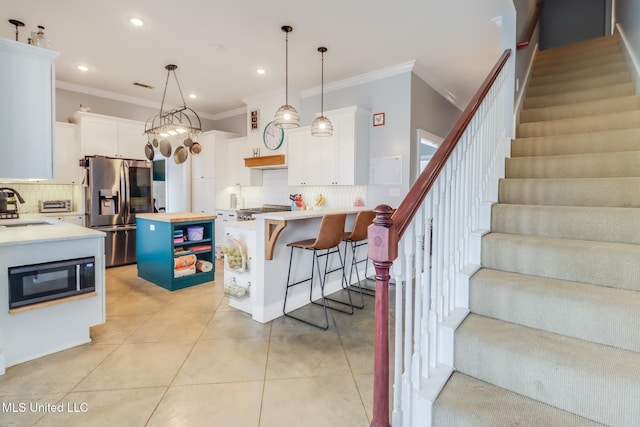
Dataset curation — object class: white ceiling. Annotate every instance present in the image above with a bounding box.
[3,0,511,119]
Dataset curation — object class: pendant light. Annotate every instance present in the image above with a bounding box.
[274,25,300,129]
[310,47,333,137]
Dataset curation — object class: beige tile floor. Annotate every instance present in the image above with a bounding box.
[0,260,380,426]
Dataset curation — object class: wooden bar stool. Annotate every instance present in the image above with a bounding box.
[283,213,354,330]
[343,210,376,298]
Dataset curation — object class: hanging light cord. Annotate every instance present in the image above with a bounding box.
[320,49,325,115]
[159,65,188,116]
[285,30,289,105]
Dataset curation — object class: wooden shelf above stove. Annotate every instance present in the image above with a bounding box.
[244,154,286,169]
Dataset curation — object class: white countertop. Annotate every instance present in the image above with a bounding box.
[254,206,373,221]
[0,217,104,246]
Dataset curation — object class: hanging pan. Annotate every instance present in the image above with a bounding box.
[173,145,188,164]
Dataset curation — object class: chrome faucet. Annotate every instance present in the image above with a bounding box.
[0,187,26,203]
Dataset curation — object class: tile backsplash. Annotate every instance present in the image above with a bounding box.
[0,183,82,214]
[229,169,367,209]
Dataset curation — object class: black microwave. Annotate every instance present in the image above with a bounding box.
[8,257,96,309]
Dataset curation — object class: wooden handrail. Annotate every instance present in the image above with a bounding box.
[516,2,543,50]
[367,48,512,427]
[392,48,511,239]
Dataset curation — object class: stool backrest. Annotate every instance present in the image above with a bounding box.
[345,210,375,242]
[312,213,347,250]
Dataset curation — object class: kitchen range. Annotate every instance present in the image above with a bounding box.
[235,204,291,221]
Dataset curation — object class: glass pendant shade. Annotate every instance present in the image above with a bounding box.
[274,104,301,129]
[311,46,333,137]
[274,25,300,129]
[311,115,333,136]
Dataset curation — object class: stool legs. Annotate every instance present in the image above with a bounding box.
[345,239,376,297]
[283,244,354,330]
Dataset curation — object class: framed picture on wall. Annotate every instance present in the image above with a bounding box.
[250,109,260,131]
[373,112,385,126]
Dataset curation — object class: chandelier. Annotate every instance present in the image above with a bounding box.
[144,64,202,164]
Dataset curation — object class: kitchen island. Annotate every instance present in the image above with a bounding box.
[224,207,373,323]
[0,218,106,374]
[136,212,216,291]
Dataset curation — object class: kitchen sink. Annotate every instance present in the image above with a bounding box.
[1,221,53,227]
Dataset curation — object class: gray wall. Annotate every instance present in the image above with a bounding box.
[57,87,217,131]
[212,114,247,136]
[540,0,607,50]
[513,0,539,104]
[410,73,461,182]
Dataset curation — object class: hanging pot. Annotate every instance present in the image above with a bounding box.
[144,142,155,161]
[183,136,193,148]
[159,139,172,157]
[173,145,188,164]
[189,141,202,155]
[152,137,159,148]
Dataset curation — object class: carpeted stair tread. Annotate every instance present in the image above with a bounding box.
[505,150,640,179]
[491,204,640,244]
[470,268,640,352]
[531,51,627,77]
[523,82,635,109]
[533,47,625,69]
[529,60,629,87]
[481,232,640,291]
[433,372,605,427]
[519,95,640,123]
[498,177,640,208]
[536,34,619,59]
[525,70,630,98]
[510,128,640,157]
[516,110,640,138]
[455,314,640,426]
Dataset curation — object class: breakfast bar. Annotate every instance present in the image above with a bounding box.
[224,207,373,323]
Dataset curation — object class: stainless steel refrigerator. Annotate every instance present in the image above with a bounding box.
[83,156,153,267]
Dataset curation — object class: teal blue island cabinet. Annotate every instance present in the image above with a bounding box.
[136,212,216,291]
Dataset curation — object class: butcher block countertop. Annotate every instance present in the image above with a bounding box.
[136,212,217,223]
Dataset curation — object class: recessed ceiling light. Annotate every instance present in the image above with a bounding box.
[189,94,197,99]
[256,68,266,75]
[129,17,146,27]
[76,65,89,72]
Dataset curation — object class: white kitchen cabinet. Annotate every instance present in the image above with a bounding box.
[0,38,58,180]
[190,130,238,216]
[72,112,146,160]
[215,209,238,249]
[227,137,263,186]
[287,106,370,186]
[286,127,322,185]
[50,123,83,184]
[191,178,216,214]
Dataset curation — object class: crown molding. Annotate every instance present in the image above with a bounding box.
[301,61,416,98]
[54,80,240,121]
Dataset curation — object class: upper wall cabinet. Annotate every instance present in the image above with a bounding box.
[287,106,370,186]
[0,38,58,180]
[191,130,238,180]
[71,112,146,160]
[228,137,263,186]
[50,122,83,184]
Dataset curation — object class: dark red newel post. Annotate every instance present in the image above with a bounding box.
[368,205,398,427]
